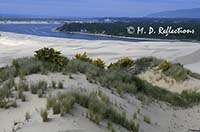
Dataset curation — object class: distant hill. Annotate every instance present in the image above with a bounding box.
[147,8,200,18]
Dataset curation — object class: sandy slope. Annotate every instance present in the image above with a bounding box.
[0,32,200,73]
[0,73,200,132]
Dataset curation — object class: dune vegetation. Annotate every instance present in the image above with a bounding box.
[0,47,200,131]
[0,47,200,108]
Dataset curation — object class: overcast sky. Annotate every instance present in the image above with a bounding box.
[0,0,200,17]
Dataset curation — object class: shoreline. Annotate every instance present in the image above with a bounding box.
[57,30,200,43]
[0,21,62,24]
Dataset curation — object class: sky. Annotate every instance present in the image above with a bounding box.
[0,0,200,17]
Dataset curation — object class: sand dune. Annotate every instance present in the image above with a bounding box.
[0,33,200,132]
[0,32,200,73]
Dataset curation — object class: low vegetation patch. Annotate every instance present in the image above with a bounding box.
[47,91,139,132]
[162,63,188,81]
[47,93,75,116]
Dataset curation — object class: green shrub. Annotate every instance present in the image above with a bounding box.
[108,57,134,69]
[160,60,170,71]
[92,58,106,69]
[40,109,48,122]
[34,47,68,66]
[75,52,92,62]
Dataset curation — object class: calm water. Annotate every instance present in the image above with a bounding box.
[0,24,147,42]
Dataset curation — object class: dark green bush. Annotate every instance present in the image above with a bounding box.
[35,47,68,66]
[108,57,134,69]
[75,52,92,62]
[160,60,170,71]
[92,58,106,69]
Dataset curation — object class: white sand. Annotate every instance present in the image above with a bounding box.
[0,32,200,73]
[1,73,200,132]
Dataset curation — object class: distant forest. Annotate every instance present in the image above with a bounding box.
[58,18,200,41]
